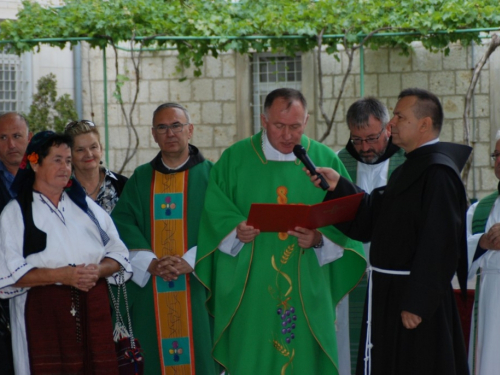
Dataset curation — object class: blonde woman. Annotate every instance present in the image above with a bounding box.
[64,120,127,213]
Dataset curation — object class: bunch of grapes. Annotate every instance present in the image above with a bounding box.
[277,306,297,344]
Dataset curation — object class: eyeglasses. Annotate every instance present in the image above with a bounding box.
[153,122,188,134]
[350,128,385,145]
[491,152,500,161]
[65,120,96,131]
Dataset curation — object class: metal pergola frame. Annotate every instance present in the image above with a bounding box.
[2,27,499,197]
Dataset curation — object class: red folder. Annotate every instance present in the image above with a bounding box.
[246,193,364,232]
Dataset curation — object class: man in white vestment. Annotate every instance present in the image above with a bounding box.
[466,132,500,375]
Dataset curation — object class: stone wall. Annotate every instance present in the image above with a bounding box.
[316,41,497,201]
[81,45,237,175]
[1,0,27,20]
[81,40,500,200]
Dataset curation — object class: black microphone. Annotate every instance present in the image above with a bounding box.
[293,145,330,190]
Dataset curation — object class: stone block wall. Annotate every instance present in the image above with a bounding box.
[81,40,499,200]
[81,45,237,176]
[315,41,497,200]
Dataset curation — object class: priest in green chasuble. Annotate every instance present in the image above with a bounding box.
[111,103,218,375]
[196,88,366,375]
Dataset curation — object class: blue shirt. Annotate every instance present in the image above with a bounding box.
[0,161,16,198]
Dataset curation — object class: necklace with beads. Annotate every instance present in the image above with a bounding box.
[85,171,104,197]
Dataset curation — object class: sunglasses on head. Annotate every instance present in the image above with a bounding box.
[65,120,96,130]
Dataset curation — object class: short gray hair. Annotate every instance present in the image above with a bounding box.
[346,97,389,130]
[0,112,30,131]
[152,103,191,124]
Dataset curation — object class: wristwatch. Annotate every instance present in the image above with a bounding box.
[313,236,324,248]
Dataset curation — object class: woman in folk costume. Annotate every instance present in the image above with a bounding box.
[0,131,132,375]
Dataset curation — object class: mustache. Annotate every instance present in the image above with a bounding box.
[359,149,376,155]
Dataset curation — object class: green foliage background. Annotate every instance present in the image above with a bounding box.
[1,0,499,75]
[2,0,498,176]
[25,73,78,133]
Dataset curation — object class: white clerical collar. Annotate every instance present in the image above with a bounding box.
[420,138,440,148]
[262,130,296,161]
[162,155,190,170]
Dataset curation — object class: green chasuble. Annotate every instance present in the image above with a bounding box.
[111,151,218,375]
[196,132,366,375]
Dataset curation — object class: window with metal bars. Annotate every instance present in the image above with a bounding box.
[251,53,302,134]
[0,48,26,114]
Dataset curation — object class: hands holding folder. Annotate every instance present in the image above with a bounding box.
[237,165,360,247]
[246,193,363,233]
[236,220,324,248]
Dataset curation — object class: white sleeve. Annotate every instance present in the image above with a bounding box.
[88,199,133,283]
[182,246,197,270]
[314,235,344,266]
[218,229,245,256]
[218,229,344,263]
[0,201,34,298]
[128,250,157,287]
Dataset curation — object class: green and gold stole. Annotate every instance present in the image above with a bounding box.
[151,169,194,375]
[338,147,405,183]
[472,192,499,235]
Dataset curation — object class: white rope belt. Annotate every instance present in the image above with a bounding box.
[364,266,411,375]
[479,268,500,274]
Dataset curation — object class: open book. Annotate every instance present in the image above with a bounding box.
[247,192,364,232]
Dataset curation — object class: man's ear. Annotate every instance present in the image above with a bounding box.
[385,124,392,137]
[419,117,433,133]
[303,113,310,127]
[152,127,158,144]
[260,113,269,131]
